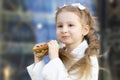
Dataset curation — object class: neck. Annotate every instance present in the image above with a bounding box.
[66,39,83,53]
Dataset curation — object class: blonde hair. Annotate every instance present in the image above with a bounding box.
[56,6,100,78]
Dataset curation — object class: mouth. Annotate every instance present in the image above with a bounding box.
[62,36,69,39]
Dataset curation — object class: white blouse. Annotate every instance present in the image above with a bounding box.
[27,40,99,80]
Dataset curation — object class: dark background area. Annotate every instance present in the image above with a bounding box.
[98,0,120,80]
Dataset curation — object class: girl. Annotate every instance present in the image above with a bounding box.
[27,3,100,80]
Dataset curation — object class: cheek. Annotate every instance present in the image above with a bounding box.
[72,30,82,37]
[56,30,61,38]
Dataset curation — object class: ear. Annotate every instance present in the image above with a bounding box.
[82,25,90,36]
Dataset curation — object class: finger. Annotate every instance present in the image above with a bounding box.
[48,40,54,45]
[54,40,59,45]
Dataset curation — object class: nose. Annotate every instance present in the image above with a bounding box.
[62,26,68,33]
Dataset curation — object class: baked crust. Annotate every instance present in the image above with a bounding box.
[33,43,48,57]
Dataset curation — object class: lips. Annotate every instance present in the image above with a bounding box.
[62,36,69,39]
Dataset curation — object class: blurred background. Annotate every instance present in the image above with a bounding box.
[0,0,119,80]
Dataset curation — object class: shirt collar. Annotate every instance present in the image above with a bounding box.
[71,40,88,59]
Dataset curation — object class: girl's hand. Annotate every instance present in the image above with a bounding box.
[47,40,59,60]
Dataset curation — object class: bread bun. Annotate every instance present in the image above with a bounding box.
[33,43,48,58]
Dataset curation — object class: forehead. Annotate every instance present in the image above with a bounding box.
[56,11,81,22]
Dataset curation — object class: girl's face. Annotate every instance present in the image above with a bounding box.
[56,11,86,45]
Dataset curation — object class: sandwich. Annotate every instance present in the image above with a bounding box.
[33,43,48,57]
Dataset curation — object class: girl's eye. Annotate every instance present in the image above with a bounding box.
[57,25,63,28]
[68,24,74,27]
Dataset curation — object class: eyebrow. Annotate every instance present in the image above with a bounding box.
[56,20,76,24]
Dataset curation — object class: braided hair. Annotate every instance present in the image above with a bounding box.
[56,6,100,78]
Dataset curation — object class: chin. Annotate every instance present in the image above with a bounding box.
[61,41,71,45]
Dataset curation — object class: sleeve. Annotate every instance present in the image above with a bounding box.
[90,56,99,80]
[42,57,73,80]
[27,60,45,80]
